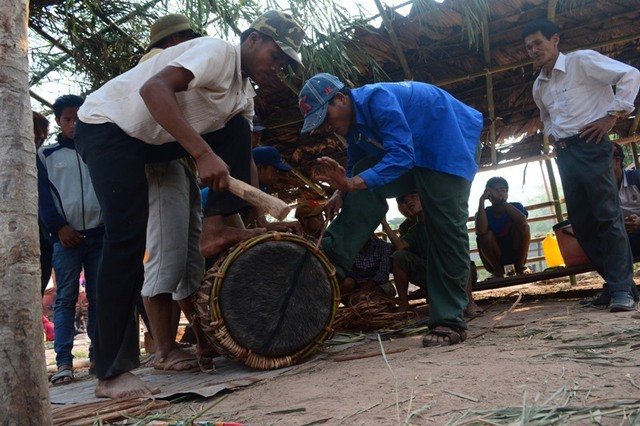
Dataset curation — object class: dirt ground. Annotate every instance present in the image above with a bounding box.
[47,273,640,425]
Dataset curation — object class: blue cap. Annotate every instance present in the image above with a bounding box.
[298,73,345,134]
[253,146,292,171]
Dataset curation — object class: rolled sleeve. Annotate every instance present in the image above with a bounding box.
[581,51,640,114]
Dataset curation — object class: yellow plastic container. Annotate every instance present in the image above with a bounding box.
[542,233,565,268]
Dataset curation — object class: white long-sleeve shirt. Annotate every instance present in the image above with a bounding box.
[532,50,640,140]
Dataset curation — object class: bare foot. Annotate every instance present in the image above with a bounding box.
[516,266,532,275]
[95,372,160,399]
[464,302,483,318]
[200,226,266,258]
[154,347,200,371]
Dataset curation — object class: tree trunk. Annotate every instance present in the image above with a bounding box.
[0,0,52,424]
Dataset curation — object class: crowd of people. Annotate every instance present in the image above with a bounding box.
[34,11,640,399]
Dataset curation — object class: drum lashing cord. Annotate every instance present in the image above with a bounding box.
[314,217,331,252]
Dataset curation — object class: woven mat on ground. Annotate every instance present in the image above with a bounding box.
[49,356,294,405]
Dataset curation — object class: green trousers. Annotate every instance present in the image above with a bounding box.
[323,159,472,330]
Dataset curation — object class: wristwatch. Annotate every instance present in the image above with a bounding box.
[608,110,628,119]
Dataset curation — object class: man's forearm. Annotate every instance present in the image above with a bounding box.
[475,204,489,235]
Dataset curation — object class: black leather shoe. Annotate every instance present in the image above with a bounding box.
[610,291,637,312]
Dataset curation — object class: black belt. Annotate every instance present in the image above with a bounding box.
[553,134,583,150]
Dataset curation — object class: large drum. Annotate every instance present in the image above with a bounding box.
[192,232,340,370]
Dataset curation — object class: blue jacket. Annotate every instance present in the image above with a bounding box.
[346,82,483,189]
[37,134,104,241]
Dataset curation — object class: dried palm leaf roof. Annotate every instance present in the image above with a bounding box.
[28,0,640,203]
[253,0,640,201]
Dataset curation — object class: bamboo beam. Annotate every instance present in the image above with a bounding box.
[433,31,640,88]
[373,0,413,81]
[287,165,329,198]
[480,152,555,171]
[29,90,52,109]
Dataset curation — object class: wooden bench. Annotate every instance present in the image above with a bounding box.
[474,257,640,292]
[473,263,598,291]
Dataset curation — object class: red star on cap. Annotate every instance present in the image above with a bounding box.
[299,96,312,115]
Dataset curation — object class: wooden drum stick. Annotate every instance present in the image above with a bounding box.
[227,176,291,220]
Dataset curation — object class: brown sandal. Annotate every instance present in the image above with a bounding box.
[422,327,467,347]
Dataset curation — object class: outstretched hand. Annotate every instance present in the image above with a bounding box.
[316,157,367,192]
[316,157,351,191]
[579,115,617,144]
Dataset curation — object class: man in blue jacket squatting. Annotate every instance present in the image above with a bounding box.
[298,73,483,347]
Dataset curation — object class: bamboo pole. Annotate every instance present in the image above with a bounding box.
[481,13,497,167]
[373,0,413,81]
[546,0,577,285]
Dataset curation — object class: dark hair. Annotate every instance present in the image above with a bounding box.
[32,111,50,148]
[396,191,417,205]
[521,19,560,41]
[486,176,509,191]
[52,95,84,119]
[328,86,352,105]
[240,28,272,44]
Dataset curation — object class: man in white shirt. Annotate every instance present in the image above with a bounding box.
[523,19,640,312]
[74,10,305,399]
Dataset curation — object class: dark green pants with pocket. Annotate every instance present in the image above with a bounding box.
[323,158,472,330]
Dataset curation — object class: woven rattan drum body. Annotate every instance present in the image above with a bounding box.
[193,232,340,370]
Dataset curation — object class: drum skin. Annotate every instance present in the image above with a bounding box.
[192,232,340,370]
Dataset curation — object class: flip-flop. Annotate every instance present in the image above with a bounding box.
[422,327,467,347]
[154,352,201,372]
[50,365,74,386]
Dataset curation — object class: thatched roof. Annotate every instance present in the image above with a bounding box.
[27,0,640,203]
[253,0,640,201]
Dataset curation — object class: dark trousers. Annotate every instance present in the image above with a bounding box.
[39,220,53,295]
[555,135,635,294]
[322,157,471,330]
[75,116,251,380]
